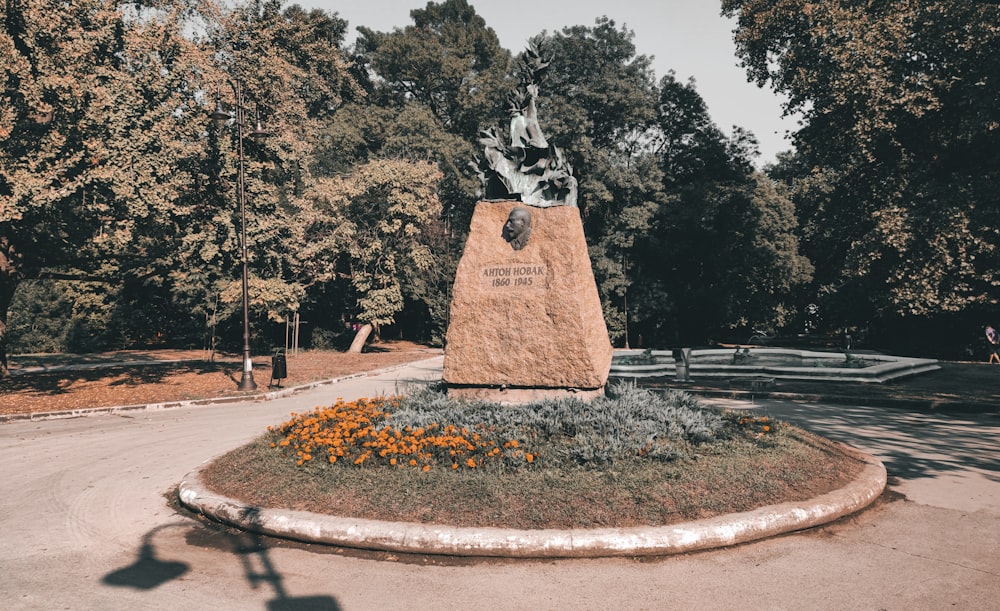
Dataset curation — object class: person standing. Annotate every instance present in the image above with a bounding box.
[986,326,999,364]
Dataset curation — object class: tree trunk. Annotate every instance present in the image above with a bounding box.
[347,323,373,354]
[0,243,21,378]
[0,292,11,378]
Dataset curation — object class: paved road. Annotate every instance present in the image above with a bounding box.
[2,357,998,610]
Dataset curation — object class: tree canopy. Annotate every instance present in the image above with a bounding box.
[724,0,1000,339]
[12,0,920,364]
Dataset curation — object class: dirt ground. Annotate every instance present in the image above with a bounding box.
[1,341,441,417]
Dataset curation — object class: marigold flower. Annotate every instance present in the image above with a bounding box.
[526,453,534,463]
[422,465,431,472]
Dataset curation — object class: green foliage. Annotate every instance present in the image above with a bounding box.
[6,281,74,353]
[522,21,661,343]
[354,0,511,137]
[389,382,725,467]
[299,159,444,329]
[726,0,1000,329]
[7,279,118,353]
[3,0,371,358]
[0,0,223,364]
[0,0,842,359]
[525,22,811,345]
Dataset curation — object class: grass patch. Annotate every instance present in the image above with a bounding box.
[200,383,866,529]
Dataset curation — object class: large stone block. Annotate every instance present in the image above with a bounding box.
[443,201,612,398]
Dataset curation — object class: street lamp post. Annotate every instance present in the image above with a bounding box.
[211,79,268,391]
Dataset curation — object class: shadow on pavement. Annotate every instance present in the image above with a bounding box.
[4,362,236,396]
[230,530,341,611]
[104,521,341,609]
[748,400,1000,484]
[103,523,190,590]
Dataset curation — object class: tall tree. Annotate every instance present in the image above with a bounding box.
[724,0,1000,333]
[528,19,810,344]
[318,0,512,343]
[523,19,663,343]
[348,0,512,235]
[297,158,444,350]
[354,0,511,137]
[0,0,220,370]
[0,0,363,366]
[648,73,811,343]
[182,0,361,344]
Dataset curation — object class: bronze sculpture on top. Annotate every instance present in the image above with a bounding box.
[470,44,578,208]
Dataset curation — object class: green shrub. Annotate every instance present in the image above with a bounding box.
[274,381,728,471]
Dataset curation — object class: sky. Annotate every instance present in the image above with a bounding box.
[298,0,797,166]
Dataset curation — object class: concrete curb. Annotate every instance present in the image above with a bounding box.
[178,444,886,558]
[0,356,443,424]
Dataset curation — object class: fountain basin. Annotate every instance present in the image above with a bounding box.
[610,347,939,384]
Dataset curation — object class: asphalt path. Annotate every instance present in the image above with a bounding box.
[2,356,998,610]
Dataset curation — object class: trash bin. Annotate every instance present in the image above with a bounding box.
[270,348,287,386]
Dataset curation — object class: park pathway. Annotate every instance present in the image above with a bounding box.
[1,356,998,610]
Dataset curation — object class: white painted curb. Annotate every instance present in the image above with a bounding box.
[179,445,885,558]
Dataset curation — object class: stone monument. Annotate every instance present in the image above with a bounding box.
[444,44,612,402]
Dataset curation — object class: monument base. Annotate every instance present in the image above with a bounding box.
[446,385,605,405]
[443,201,613,399]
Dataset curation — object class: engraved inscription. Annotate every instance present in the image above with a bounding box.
[480,264,547,290]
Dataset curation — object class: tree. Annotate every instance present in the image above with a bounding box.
[520,20,663,343]
[174,0,361,348]
[346,0,512,239]
[0,0,223,370]
[297,158,444,351]
[645,72,811,343]
[314,0,512,343]
[354,0,511,137]
[0,0,365,368]
[724,0,1000,337]
[527,21,810,345]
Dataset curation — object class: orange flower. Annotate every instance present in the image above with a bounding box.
[526,453,534,463]
[422,465,431,472]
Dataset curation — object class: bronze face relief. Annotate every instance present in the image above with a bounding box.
[502,206,532,251]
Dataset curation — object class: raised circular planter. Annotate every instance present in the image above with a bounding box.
[178,445,886,558]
